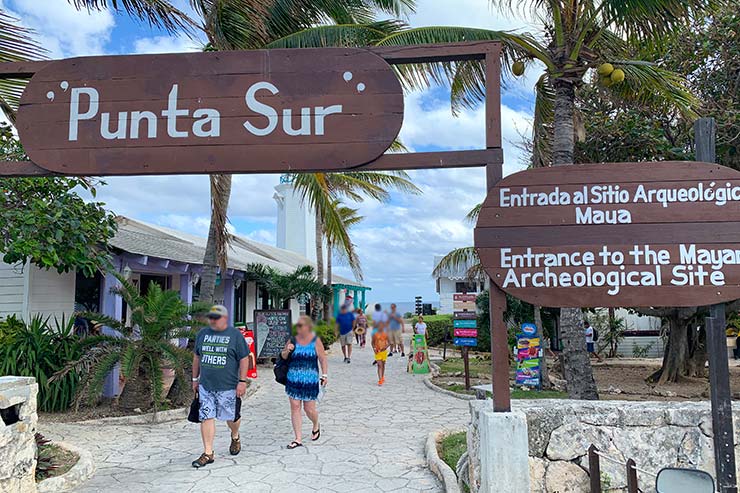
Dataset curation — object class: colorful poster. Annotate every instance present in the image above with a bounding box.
[238,327,258,379]
[411,334,430,374]
[515,323,541,389]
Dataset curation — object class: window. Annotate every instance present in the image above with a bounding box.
[74,271,101,312]
[455,281,478,293]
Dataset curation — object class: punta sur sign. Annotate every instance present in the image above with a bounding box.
[475,161,740,307]
[15,48,403,175]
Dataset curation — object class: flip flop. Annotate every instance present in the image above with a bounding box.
[311,428,321,441]
[287,441,303,450]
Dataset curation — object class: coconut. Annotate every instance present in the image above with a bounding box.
[512,61,525,76]
[610,68,625,84]
[597,63,614,77]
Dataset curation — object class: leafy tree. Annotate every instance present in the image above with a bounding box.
[0,124,117,276]
[326,201,363,318]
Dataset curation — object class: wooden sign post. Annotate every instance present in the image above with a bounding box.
[476,117,739,490]
[453,293,478,390]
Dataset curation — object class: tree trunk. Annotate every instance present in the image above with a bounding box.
[119,365,153,411]
[201,174,232,305]
[649,310,705,384]
[313,212,325,321]
[534,305,551,389]
[607,307,617,358]
[325,239,333,321]
[552,79,599,400]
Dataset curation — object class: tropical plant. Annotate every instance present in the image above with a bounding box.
[289,170,420,320]
[0,315,81,412]
[246,264,331,309]
[55,274,209,411]
[34,433,58,481]
[0,10,45,122]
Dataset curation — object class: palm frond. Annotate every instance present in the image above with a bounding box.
[432,247,480,279]
[465,203,482,224]
[69,0,196,34]
[266,20,407,48]
[0,11,45,121]
[532,72,555,168]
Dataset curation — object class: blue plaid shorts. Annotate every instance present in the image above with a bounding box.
[198,386,241,422]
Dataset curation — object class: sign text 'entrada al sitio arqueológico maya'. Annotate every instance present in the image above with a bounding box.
[475,161,740,307]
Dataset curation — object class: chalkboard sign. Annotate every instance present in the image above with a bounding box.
[254,310,292,358]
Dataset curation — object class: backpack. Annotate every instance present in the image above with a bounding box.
[273,337,296,385]
[592,328,600,342]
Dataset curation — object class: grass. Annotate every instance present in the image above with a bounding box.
[439,357,492,375]
[36,443,78,481]
[436,382,568,400]
[439,431,467,471]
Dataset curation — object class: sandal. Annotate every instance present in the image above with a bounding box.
[311,428,321,441]
[287,441,303,450]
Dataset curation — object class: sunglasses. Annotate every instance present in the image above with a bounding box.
[207,315,223,320]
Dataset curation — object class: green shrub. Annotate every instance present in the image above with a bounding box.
[0,315,25,345]
[439,432,467,472]
[0,315,81,412]
[426,315,453,347]
[314,320,337,347]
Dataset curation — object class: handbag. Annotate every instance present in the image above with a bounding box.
[273,337,296,385]
[187,394,200,423]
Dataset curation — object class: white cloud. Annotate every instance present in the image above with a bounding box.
[133,35,202,55]
[3,0,115,57]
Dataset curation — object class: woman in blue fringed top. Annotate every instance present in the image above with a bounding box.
[281,315,328,449]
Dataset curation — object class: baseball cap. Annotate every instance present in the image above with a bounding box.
[207,305,228,319]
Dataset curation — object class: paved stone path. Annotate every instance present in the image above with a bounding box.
[43,338,470,492]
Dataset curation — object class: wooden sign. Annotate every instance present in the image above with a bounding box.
[453,310,477,320]
[453,301,477,311]
[254,309,292,358]
[453,293,477,302]
[454,337,478,346]
[476,161,740,307]
[15,48,403,175]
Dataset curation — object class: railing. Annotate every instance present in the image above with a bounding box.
[588,445,657,493]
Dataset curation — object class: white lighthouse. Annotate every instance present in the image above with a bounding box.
[274,174,317,262]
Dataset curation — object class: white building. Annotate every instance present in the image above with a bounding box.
[274,175,317,262]
[433,254,486,314]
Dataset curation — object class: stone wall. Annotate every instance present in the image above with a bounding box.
[0,376,38,493]
[468,399,734,493]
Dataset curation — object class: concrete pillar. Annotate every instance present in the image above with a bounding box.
[479,410,530,493]
[353,289,359,309]
[333,286,341,319]
[223,278,234,326]
[100,272,122,398]
[360,289,366,310]
[179,274,192,305]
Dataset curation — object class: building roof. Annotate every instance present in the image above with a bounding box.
[111,217,364,288]
[432,254,484,281]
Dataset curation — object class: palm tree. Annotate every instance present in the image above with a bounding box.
[290,170,420,320]
[246,264,331,309]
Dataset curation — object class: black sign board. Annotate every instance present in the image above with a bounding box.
[254,309,292,358]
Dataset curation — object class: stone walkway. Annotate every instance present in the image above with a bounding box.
[43,338,470,492]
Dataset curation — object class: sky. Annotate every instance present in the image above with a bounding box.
[3,0,541,304]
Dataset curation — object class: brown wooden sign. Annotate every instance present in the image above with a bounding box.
[475,161,740,307]
[15,48,403,175]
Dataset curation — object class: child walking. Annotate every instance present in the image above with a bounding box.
[372,325,389,385]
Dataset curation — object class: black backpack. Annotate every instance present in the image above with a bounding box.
[592,328,600,342]
[273,337,296,385]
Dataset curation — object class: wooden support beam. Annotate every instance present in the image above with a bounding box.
[355,149,501,171]
[0,60,49,78]
[371,41,500,64]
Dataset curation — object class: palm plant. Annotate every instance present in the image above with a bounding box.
[246,264,331,308]
[326,201,363,318]
[290,170,420,319]
[55,274,209,411]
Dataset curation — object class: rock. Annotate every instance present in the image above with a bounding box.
[0,377,38,493]
[134,407,143,413]
[544,461,589,493]
[526,407,566,458]
[529,457,546,493]
[547,422,613,461]
[606,385,622,394]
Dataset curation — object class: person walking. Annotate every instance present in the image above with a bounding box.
[354,308,368,347]
[282,315,328,449]
[372,323,390,385]
[370,304,388,366]
[387,304,405,357]
[336,305,355,363]
[584,321,603,362]
[191,305,251,469]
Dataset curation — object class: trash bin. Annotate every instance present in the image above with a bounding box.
[0,376,38,493]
